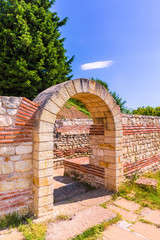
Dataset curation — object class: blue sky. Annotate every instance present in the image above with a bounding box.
[52,0,160,109]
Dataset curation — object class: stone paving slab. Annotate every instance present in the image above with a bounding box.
[140,207,152,217]
[0,230,24,240]
[114,198,140,212]
[143,209,160,225]
[129,222,160,240]
[103,225,145,240]
[46,206,117,240]
[107,203,138,222]
[53,189,112,216]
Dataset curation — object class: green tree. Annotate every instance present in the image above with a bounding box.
[90,78,128,112]
[0,0,74,99]
[132,106,160,116]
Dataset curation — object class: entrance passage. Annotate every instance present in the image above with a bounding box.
[33,78,123,217]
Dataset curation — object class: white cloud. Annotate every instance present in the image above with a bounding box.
[81,60,114,70]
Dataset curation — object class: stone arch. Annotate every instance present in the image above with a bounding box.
[33,78,123,217]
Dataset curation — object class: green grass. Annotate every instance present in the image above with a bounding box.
[99,202,107,209]
[18,219,46,240]
[72,214,121,240]
[0,211,32,230]
[66,100,91,117]
[114,170,160,210]
[55,213,70,221]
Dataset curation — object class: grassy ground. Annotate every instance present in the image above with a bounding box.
[114,170,160,209]
[66,100,91,118]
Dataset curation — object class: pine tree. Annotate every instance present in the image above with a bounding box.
[0,0,74,99]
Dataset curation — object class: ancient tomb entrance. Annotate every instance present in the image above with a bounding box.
[33,78,123,217]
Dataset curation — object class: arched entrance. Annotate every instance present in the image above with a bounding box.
[33,78,123,217]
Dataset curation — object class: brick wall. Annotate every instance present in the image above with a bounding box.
[0,97,38,215]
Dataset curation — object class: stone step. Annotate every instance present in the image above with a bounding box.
[54,181,90,202]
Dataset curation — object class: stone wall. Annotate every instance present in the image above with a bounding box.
[54,115,160,174]
[53,119,93,168]
[122,114,160,175]
[0,97,38,215]
[122,114,160,163]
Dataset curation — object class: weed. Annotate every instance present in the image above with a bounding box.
[19,220,46,240]
[55,214,70,221]
[138,218,160,228]
[99,202,107,209]
[0,211,32,230]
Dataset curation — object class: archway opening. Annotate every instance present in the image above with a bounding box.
[33,78,123,217]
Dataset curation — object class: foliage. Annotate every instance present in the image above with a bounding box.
[0,211,32,230]
[19,219,46,240]
[114,170,160,209]
[89,78,128,112]
[72,214,121,240]
[132,106,160,116]
[0,0,74,99]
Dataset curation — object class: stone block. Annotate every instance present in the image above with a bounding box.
[114,114,122,123]
[0,115,12,126]
[7,109,17,116]
[0,181,15,192]
[0,147,15,156]
[34,132,53,142]
[50,91,65,108]
[39,109,56,123]
[33,158,53,169]
[104,130,116,138]
[34,194,53,207]
[15,160,32,173]
[73,78,83,93]
[64,80,77,97]
[44,99,60,115]
[34,121,53,133]
[33,185,53,198]
[99,161,109,168]
[33,167,53,178]
[88,80,96,94]
[33,151,53,161]
[0,107,6,114]
[112,106,121,117]
[2,96,21,108]
[22,154,32,160]
[57,85,70,102]
[16,145,32,155]
[34,204,53,217]
[15,178,32,189]
[81,78,89,92]
[33,176,53,187]
[34,142,53,152]
[0,162,13,174]
[108,98,117,111]
[10,155,22,161]
[103,156,116,163]
[104,92,113,105]
[105,168,123,178]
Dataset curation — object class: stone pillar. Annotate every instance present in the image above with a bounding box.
[33,121,54,217]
